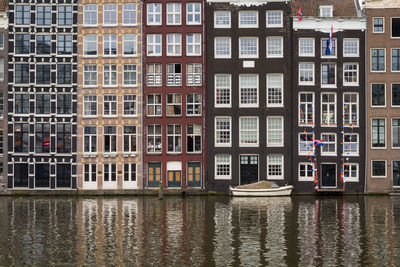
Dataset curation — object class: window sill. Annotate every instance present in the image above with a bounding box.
[83,154,97,158]
[215,177,231,180]
[187,152,202,154]
[343,83,359,87]
[103,153,117,157]
[147,152,162,155]
[122,55,138,58]
[122,24,138,27]
[371,176,387,179]
[83,116,98,119]
[298,82,315,86]
[122,153,137,157]
[344,179,359,183]
[371,147,387,150]
[320,84,337,88]
[267,177,284,180]
[298,178,315,182]
[267,144,284,147]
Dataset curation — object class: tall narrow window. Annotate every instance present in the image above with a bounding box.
[267,74,283,107]
[187,63,202,86]
[83,126,97,153]
[392,119,400,148]
[321,63,336,87]
[267,155,284,180]
[166,34,182,56]
[372,118,386,148]
[392,49,400,71]
[343,63,359,85]
[321,134,336,155]
[239,117,259,146]
[84,164,97,183]
[147,124,162,153]
[103,35,117,56]
[84,65,97,86]
[214,37,231,58]
[187,124,201,153]
[124,163,136,182]
[166,94,182,116]
[266,37,283,58]
[15,94,29,114]
[215,155,231,179]
[123,65,137,86]
[186,3,201,25]
[215,117,231,147]
[371,84,385,106]
[123,95,137,116]
[83,95,97,117]
[103,65,117,86]
[36,94,50,114]
[299,63,314,85]
[299,93,314,125]
[373,17,384,33]
[187,93,201,116]
[239,74,258,107]
[84,4,97,26]
[57,64,72,84]
[147,3,162,25]
[147,34,162,56]
[147,94,162,116]
[371,49,385,71]
[37,6,51,26]
[103,4,117,26]
[14,123,29,153]
[214,11,230,28]
[15,34,30,54]
[36,65,51,84]
[15,5,30,25]
[58,5,72,26]
[124,126,137,153]
[167,124,182,153]
[35,124,50,153]
[15,64,30,84]
[215,74,231,107]
[321,93,336,126]
[167,3,181,25]
[392,84,400,106]
[123,3,137,25]
[321,39,336,57]
[239,11,258,28]
[103,95,117,117]
[58,34,72,55]
[239,37,258,58]
[36,35,51,54]
[187,34,202,56]
[343,134,359,156]
[267,117,283,147]
[146,63,162,86]
[104,126,117,153]
[299,133,314,155]
[266,11,283,28]
[344,93,359,126]
[84,35,97,56]
[57,123,72,153]
[57,94,72,114]
[166,63,182,86]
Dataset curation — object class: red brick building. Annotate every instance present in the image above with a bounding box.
[143,0,206,189]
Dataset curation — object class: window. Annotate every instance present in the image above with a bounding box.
[299,38,315,57]
[147,3,162,25]
[299,133,314,155]
[321,63,336,87]
[214,11,230,28]
[124,126,137,153]
[372,118,386,148]
[146,63,162,86]
[84,164,97,183]
[267,74,283,107]
[0,59,3,81]
[187,93,201,116]
[392,18,400,38]
[167,34,182,56]
[15,34,30,54]
[187,124,201,153]
[344,93,359,126]
[319,6,333,17]
[37,6,51,26]
[167,124,182,153]
[392,119,400,148]
[123,34,137,56]
[187,3,201,25]
[57,94,72,114]
[321,133,336,155]
[239,74,258,107]
[372,161,386,177]
[35,124,50,153]
[343,134,359,156]
[299,63,314,85]
[83,126,97,153]
[57,123,71,153]
[371,84,385,106]
[187,63,202,86]
[36,65,51,84]
[36,94,50,114]
[167,3,181,25]
[215,117,231,147]
[15,64,30,84]
[123,95,137,116]
[299,163,314,181]
[239,117,259,146]
[0,93,3,117]
[392,84,400,106]
[83,95,97,117]
[343,164,358,182]
[84,4,97,26]
[343,39,359,57]
[123,3,137,25]
[57,64,72,84]
[343,63,359,85]
[14,163,28,187]
[147,124,162,153]
[214,37,231,58]
[103,35,117,56]
[104,126,117,153]
[123,65,137,86]
[266,11,283,27]
[58,5,72,26]
[35,164,50,188]
[84,65,97,86]
[392,49,400,71]
[147,34,162,56]
[103,95,117,117]
[267,117,283,147]
[215,155,231,179]
[15,5,30,25]
[299,92,314,125]
[103,65,117,86]
[371,49,385,71]
[84,35,97,56]
[267,155,284,180]
[147,94,162,116]
[187,34,202,56]
[15,94,29,114]
[103,4,117,26]
[321,93,336,126]
[166,93,182,116]
[36,35,51,54]
[266,37,283,58]
[166,64,182,86]
[373,17,384,33]
[57,35,73,55]
[239,37,258,58]
[103,163,117,183]
[239,11,258,28]
[321,39,336,57]
[124,163,136,182]
[14,123,29,153]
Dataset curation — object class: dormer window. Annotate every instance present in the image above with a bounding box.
[319,6,333,18]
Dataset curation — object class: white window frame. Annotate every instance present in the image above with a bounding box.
[343,133,359,156]
[187,124,202,153]
[186,3,201,25]
[166,3,182,25]
[373,17,385,34]
[343,93,359,127]
[321,38,337,58]
[103,95,117,117]
[319,5,333,17]
[299,38,315,57]
[166,63,182,86]
[103,34,117,57]
[371,118,386,149]
[321,133,336,156]
[266,36,283,58]
[299,92,314,126]
[146,63,162,86]
[214,11,231,28]
[239,37,258,59]
[186,33,202,56]
[298,163,314,182]
[343,163,359,182]
[239,11,258,28]
[321,63,337,88]
[146,94,162,117]
[343,63,359,86]
[267,155,284,180]
[321,93,336,126]
[83,35,97,57]
[214,37,231,59]
[83,95,97,117]
[343,39,359,57]
[392,118,400,149]
[83,4,98,26]
[103,126,117,154]
[239,74,259,108]
[83,65,97,87]
[147,34,162,56]
[166,93,182,117]
[147,3,162,26]
[266,10,283,28]
[167,33,182,56]
[298,63,315,86]
[299,132,315,156]
[123,94,137,117]
[83,126,97,154]
[391,48,400,72]
[215,116,231,147]
[371,48,386,73]
[239,116,259,147]
[103,4,118,26]
[267,116,284,147]
[147,124,162,153]
[266,74,283,107]
[123,34,137,57]
[215,154,232,180]
[186,63,202,86]
[123,126,137,153]
[215,74,231,108]
[103,64,117,87]
[186,93,201,116]
[122,3,137,26]
[167,124,182,154]
[123,64,137,86]
[371,160,387,178]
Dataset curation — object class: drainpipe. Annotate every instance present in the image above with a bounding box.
[139,0,144,190]
[363,8,367,194]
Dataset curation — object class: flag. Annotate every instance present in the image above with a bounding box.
[326,25,333,56]
[298,8,302,21]
[313,140,324,147]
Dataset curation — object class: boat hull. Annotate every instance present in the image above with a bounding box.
[229,185,293,197]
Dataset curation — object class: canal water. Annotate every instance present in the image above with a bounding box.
[0,196,399,266]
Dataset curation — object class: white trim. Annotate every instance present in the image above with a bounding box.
[298,38,315,57]
[343,38,360,57]
[266,73,284,107]
[319,5,333,18]
[343,133,359,157]
[82,125,97,155]
[343,63,359,86]
[293,18,366,31]
[239,36,259,59]
[391,48,400,72]
[298,62,315,86]
[320,133,337,156]
[214,10,231,28]
[266,10,283,28]
[214,74,232,108]
[215,116,232,147]
[266,36,283,58]
[320,92,336,127]
[371,160,387,178]
[239,116,259,147]
[298,162,315,182]
[370,48,386,73]
[83,4,98,27]
[146,3,162,26]
[214,37,231,59]
[343,163,359,182]
[298,132,314,156]
[102,163,118,189]
[320,62,337,88]
[122,3,138,26]
[238,10,258,28]
[186,2,202,25]
[266,116,284,147]
[239,154,259,185]
[371,83,386,108]
[372,17,385,33]
[82,163,98,190]
[371,117,387,149]
[215,154,232,180]
[392,118,400,149]
[267,154,284,180]
[166,3,182,26]
[321,38,337,58]
[239,74,259,108]
[102,3,118,27]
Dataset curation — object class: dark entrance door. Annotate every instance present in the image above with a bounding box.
[321,164,336,187]
[148,162,161,188]
[187,162,201,187]
[393,161,400,187]
[240,155,258,185]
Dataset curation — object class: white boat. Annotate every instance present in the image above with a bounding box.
[229,185,294,197]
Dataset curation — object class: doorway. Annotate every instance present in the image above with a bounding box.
[240,155,259,185]
[321,164,336,188]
